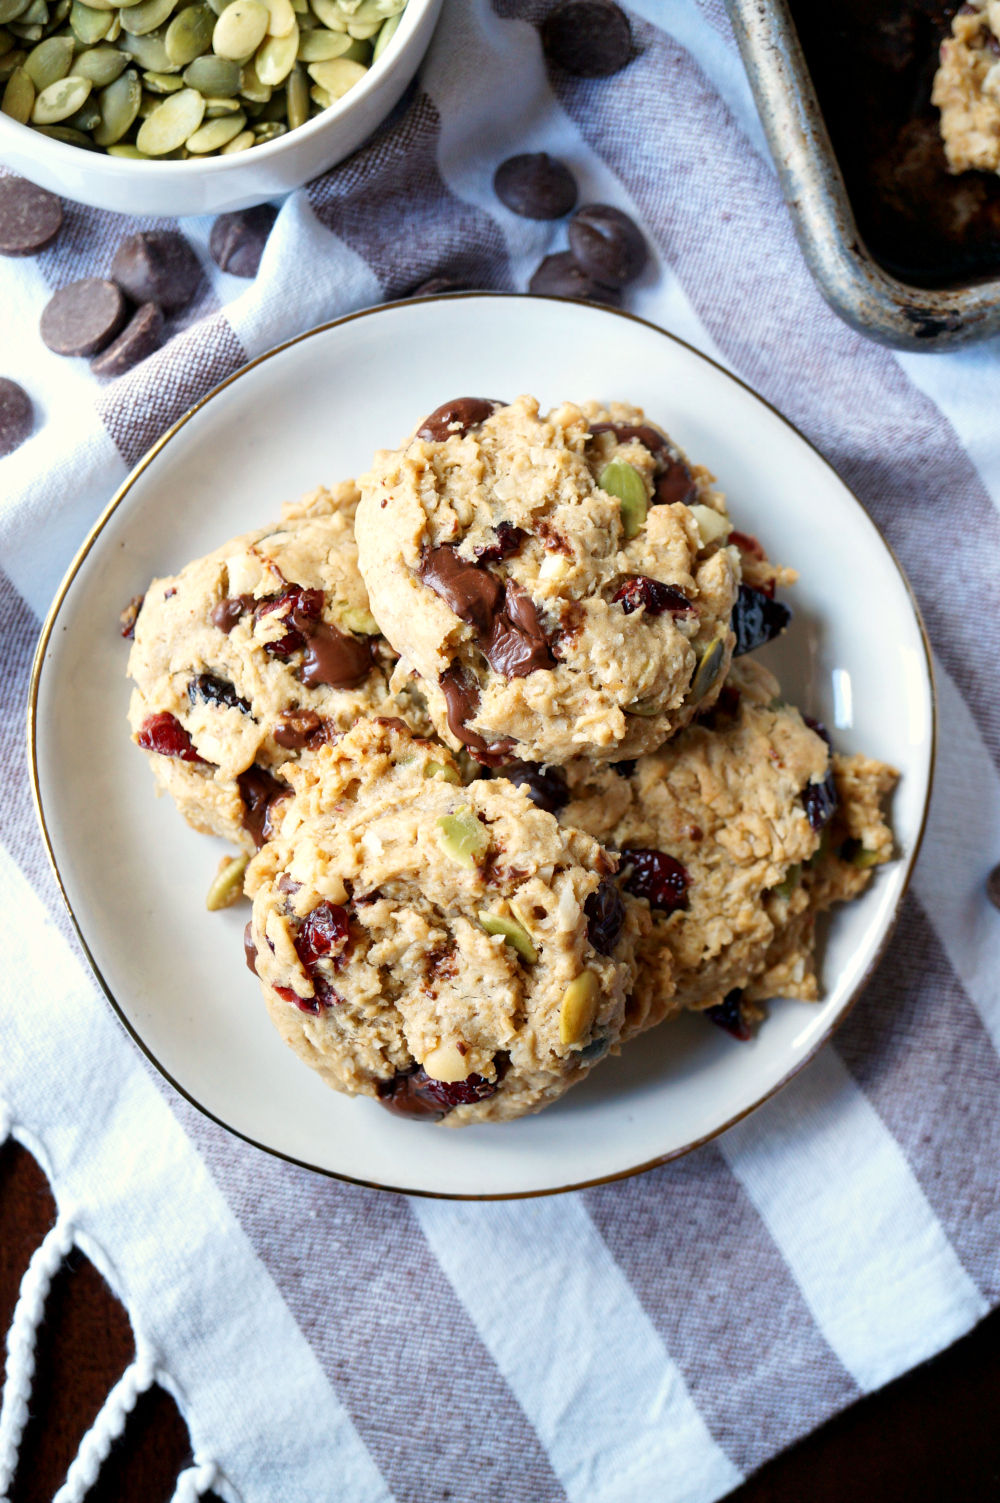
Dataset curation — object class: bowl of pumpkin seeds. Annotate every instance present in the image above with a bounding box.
[0,0,441,214]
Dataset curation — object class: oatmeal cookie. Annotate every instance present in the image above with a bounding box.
[128,482,430,854]
[933,2,1000,175]
[553,658,897,1035]
[356,396,747,767]
[244,718,648,1125]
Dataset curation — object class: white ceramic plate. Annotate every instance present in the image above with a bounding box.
[30,294,934,1199]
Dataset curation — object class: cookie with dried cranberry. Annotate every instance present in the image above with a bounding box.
[933,4,1000,175]
[244,718,647,1125]
[127,482,430,855]
[558,657,897,1034]
[356,395,742,768]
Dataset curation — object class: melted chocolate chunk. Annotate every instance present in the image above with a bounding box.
[188,673,251,713]
[654,460,698,508]
[211,594,254,633]
[500,760,569,813]
[731,584,792,658]
[483,580,555,678]
[438,666,516,767]
[591,421,668,455]
[244,921,258,977]
[237,765,287,849]
[612,576,694,616]
[474,521,525,564]
[801,767,839,832]
[273,709,323,749]
[277,874,302,895]
[705,988,753,1041]
[416,398,502,442]
[621,848,691,914]
[585,878,626,956]
[591,421,697,506]
[377,1065,499,1121]
[299,618,373,689]
[419,545,504,636]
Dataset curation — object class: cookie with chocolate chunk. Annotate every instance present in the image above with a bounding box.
[127,481,430,853]
[356,395,743,768]
[244,718,647,1124]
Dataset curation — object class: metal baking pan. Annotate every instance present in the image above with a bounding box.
[725,0,1000,349]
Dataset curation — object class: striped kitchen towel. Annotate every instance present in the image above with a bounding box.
[2,0,999,1499]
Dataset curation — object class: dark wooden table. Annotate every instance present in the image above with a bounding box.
[2,1136,998,1501]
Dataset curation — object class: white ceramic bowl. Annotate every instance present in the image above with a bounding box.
[0,0,441,218]
[30,294,934,1198]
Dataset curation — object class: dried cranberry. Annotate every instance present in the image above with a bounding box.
[621,848,691,913]
[731,584,792,658]
[273,709,324,749]
[705,988,753,1041]
[188,673,251,713]
[585,878,625,955]
[273,983,322,1015]
[294,901,350,970]
[801,767,838,831]
[475,522,525,564]
[500,759,569,814]
[377,1065,498,1120]
[612,576,694,616]
[137,712,202,762]
[803,714,832,747]
[728,530,765,561]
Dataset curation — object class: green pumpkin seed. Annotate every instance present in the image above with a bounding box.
[31,69,89,118]
[307,77,325,104]
[258,82,283,114]
[218,121,249,146]
[46,0,71,27]
[284,55,305,122]
[137,83,158,110]
[164,1,212,62]
[182,46,237,89]
[1,61,33,118]
[202,88,238,108]
[307,0,346,28]
[212,0,267,57]
[64,90,98,122]
[0,48,27,76]
[295,25,348,58]
[92,63,139,139]
[72,42,125,80]
[436,808,488,869]
[103,7,118,33]
[119,0,175,35]
[254,20,295,82]
[0,27,15,53]
[135,78,201,148]
[371,8,398,61]
[70,0,111,43]
[249,114,281,138]
[478,911,537,964]
[34,118,94,138]
[185,102,241,146]
[205,854,249,911]
[24,32,73,85]
[118,25,179,68]
[599,459,647,539]
[559,971,600,1045]
[206,0,233,14]
[688,633,727,704]
[306,53,362,96]
[261,0,293,33]
[106,137,147,151]
[8,21,43,39]
[423,758,461,785]
[143,64,182,86]
[14,0,45,23]
[772,863,801,900]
